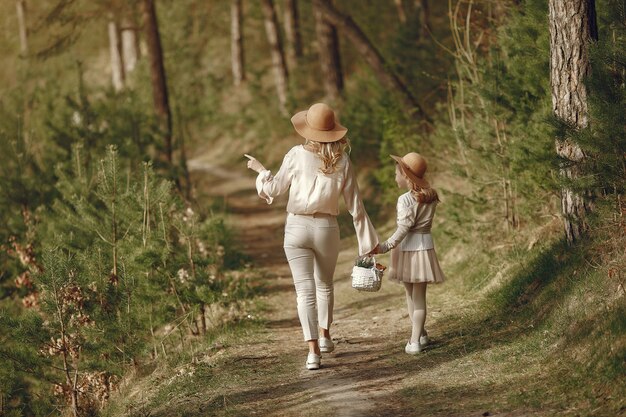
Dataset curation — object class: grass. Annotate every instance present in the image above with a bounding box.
[101,317,277,417]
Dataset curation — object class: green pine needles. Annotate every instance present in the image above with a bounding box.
[1,145,246,415]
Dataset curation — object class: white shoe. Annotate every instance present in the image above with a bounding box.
[319,337,335,353]
[405,341,421,355]
[306,353,321,370]
[419,335,430,347]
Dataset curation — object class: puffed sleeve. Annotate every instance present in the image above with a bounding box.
[342,157,379,256]
[256,149,294,204]
[379,196,414,254]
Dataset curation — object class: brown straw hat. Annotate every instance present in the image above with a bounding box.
[391,152,430,188]
[291,103,348,143]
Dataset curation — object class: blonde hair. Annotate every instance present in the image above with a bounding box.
[305,138,351,174]
[411,186,439,204]
[396,164,440,204]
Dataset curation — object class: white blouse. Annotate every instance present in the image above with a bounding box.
[379,192,437,253]
[255,145,379,255]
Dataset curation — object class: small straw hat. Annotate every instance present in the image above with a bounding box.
[391,152,430,188]
[291,103,348,143]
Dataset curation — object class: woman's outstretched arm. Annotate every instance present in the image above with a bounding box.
[246,149,294,204]
[342,158,379,256]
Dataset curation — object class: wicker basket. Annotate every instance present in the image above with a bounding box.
[351,256,384,292]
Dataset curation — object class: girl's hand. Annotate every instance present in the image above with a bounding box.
[368,244,380,255]
[244,154,266,173]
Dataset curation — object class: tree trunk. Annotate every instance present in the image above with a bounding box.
[16,0,28,56]
[121,12,139,75]
[261,0,289,115]
[394,0,407,23]
[313,0,429,121]
[414,0,429,39]
[313,1,343,101]
[261,0,288,114]
[231,0,245,85]
[141,0,173,163]
[549,0,598,244]
[108,17,125,92]
[284,0,303,69]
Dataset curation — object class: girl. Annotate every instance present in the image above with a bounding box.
[245,103,378,369]
[373,152,445,354]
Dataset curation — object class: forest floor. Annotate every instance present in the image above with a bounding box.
[104,149,622,417]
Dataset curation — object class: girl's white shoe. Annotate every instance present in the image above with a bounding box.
[419,335,430,346]
[319,337,335,353]
[405,341,422,355]
[306,353,321,370]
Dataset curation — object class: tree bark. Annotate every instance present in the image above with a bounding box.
[120,12,139,75]
[284,0,303,69]
[231,0,245,85]
[260,0,289,115]
[313,0,429,120]
[141,0,173,163]
[16,0,28,56]
[108,17,125,92]
[549,0,598,244]
[313,1,343,101]
[394,0,407,24]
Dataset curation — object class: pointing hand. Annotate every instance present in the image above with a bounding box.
[244,154,266,173]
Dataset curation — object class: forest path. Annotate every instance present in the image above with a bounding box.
[188,156,394,416]
[151,152,540,417]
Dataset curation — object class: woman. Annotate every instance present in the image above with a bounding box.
[245,102,378,370]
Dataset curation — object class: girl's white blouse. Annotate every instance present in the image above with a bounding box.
[381,192,436,253]
[255,145,379,255]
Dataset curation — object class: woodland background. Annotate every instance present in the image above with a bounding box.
[0,0,624,416]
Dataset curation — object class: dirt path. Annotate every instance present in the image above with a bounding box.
[189,156,419,416]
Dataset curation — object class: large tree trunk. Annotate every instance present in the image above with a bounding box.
[231,0,245,85]
[313,0,429,121]
[16,0,28,56]
[108,17,125,92]
[260,0,289,115]
[120,11,139,76]
[141,0,173,163]
[549,0,598,244]
[284,0,303,69]
[313,1,343,101]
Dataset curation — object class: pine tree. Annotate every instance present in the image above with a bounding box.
[33,146,179,412]
[231,0,246,85]
[549,0,598,244]
[261,0,290,115]
[0,309,53,416]
[572,0,626,210]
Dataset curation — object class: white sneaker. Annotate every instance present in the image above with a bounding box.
[405,341,421,355]
[306,353,321,370]
[319,337,335,353]
[419,335,430,347]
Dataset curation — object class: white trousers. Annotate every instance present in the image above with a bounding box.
[283,213,340,341]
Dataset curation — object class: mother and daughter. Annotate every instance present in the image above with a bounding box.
[245,103,445,370]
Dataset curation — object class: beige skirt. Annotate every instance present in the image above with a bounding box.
[388,248,445,284]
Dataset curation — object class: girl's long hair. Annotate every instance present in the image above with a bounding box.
[397,165,439,203]
[411,186,439,204]
[306,138,351,174]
